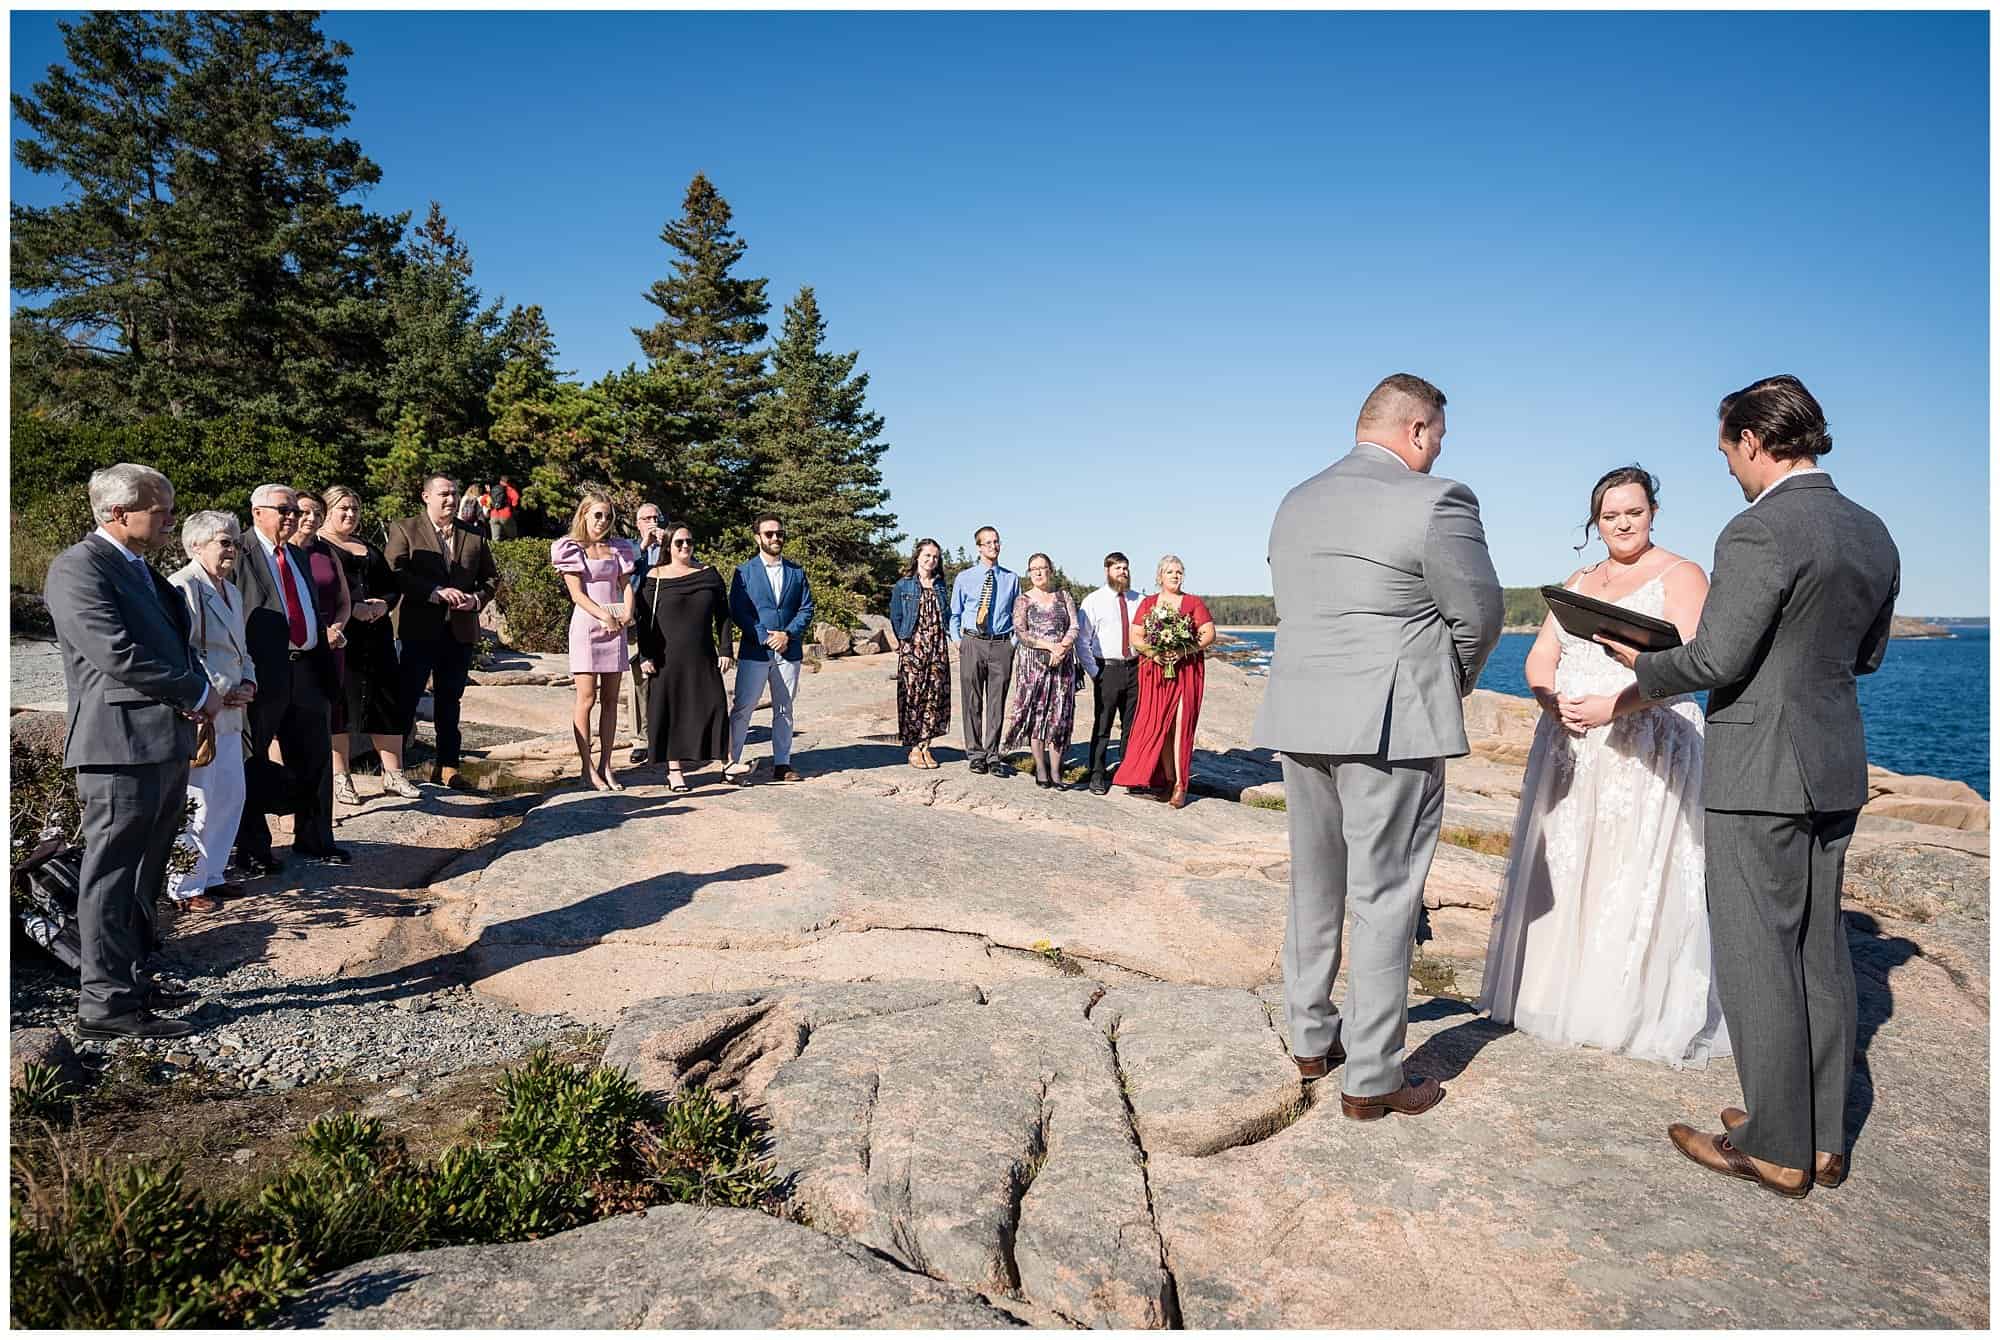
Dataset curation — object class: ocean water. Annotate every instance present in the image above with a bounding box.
[1222,624,1990,798]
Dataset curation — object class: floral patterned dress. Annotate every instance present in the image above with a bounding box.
[897,581,951,746]
[1003,591,1080,748]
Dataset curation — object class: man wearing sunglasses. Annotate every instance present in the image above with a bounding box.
[233,481,344,871]
[725,514,815,783]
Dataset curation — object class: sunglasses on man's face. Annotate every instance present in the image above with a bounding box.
[760,530,785,540]
[260,505,301,517]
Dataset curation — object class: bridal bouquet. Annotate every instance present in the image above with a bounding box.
[1143,606,1199,680]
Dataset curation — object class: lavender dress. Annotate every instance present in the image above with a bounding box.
[552,537,637,673]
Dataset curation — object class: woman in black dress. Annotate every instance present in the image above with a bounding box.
[321,485,419,800]
[631,519,734,792]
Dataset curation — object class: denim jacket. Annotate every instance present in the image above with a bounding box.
[889,576,950,642]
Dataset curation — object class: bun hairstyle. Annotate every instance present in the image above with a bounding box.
[1718,374,1832,462]
[1576,465,1660,551]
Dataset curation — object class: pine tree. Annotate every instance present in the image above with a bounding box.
[747,285,901,602]
[10,10,403,447]
[619,173,771,539]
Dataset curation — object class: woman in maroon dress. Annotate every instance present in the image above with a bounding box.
[1112,555,1216,809]
[294,491,356,802]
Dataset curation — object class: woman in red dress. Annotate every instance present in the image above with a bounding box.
[1112,555,1217,808]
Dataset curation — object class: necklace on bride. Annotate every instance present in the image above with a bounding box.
[1587,543,1659,598]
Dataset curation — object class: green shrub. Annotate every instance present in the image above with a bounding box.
[10,1053,781,1329]
[10,1157,306,1328]
[489,537,571,653]
[10,1063,77,1126]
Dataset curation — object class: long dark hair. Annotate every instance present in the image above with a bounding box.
[905,536,943,580]
[1719,374,1831,462]
[1576,465,1660,551]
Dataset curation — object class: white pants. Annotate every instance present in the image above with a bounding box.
[172,730,246,901]
[728,658,801,766]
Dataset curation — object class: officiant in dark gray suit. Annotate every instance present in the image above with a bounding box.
[1604,375,1899,1198]
[1254,374,1503,1119]
[44,463,217,1039]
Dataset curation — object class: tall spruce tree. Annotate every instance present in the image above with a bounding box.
[10,9,402,449]
[621,173,771,539]
[748,285,900,598]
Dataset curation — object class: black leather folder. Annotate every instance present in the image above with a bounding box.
[1539,585,1683,652]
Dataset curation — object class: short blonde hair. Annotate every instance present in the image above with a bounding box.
[1155,553,1185,584]
[567,487,616,544]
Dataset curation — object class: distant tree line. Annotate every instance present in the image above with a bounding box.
[10,10,903,618]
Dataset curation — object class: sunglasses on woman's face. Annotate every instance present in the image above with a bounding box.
[672,537,693,548]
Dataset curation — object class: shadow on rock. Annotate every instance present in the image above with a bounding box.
[1404,997,1512,1084]
[1845,909,1918,1156]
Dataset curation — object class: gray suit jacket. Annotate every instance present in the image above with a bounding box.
[44,534,210,768]
[1253,445,1504,761]
[1636,473,1898,813]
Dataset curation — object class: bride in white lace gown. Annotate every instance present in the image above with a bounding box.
[1478,467,1730,1068]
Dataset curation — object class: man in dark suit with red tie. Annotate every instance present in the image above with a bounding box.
[385,474,499,790]
[234,481,345,869]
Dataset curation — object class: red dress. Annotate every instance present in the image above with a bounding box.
[1113,593,1211,791]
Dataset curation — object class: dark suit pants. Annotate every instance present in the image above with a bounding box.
[239,654,336,859]
[958,634,1014,765]
[1705,808,1860,1170]
[400,635,476,771]
[1088,659,1140,780]
[76,760,188,1021]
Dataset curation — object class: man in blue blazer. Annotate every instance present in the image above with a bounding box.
[725,513,815,782]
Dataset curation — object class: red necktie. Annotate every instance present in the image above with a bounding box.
[274,545,308,647]
[1119,593,1131,659]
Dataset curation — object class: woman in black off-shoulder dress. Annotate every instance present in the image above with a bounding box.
[632,520,734,791]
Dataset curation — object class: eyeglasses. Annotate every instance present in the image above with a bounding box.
[672,538,693,548]
[760,530,785,540]
[258,504,301,516]
[587,511,611,520]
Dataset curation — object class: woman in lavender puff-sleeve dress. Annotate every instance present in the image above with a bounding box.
[552,488,637,791]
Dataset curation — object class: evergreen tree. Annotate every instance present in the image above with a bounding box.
[10,10,403,447]
[621,173,771,538]
[747,285,901,601]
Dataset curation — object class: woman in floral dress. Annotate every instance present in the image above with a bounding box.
[890,538,952,769]
[1003,552,1081,789]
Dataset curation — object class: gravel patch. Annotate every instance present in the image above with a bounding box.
[11,954,592,1093]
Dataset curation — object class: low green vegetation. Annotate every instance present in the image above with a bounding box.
[10,1050,783,1329]
[1244,792,1288,812]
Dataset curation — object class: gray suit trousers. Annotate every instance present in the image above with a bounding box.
[1705,808,1859,1169]
[76,760,189,1021]
[958,635,1014,764]
[1280,752,1445,1097]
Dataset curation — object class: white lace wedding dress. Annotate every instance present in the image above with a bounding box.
[1476,568,1731,1068]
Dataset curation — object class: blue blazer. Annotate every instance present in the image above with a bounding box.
[729,558,815,662]
[888,576,949,642]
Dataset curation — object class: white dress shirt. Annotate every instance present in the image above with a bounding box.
[251,527,319,651]
[762,556,786,603]
[1753,466,1829,505]
[1080,585,1142,666]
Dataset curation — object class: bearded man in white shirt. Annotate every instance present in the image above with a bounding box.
[1078,551,1144,795]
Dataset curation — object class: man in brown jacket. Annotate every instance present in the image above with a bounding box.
[385,474,499,789]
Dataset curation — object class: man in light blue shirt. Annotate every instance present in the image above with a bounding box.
[948,525,1019,776]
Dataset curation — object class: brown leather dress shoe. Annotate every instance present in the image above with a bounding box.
[1720,1107,1847,1188]
[1668,1123,1811,1198]
[1340,1075,1444,1121]
[1293,1040,1347,1082]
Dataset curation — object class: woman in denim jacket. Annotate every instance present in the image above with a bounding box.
[889,538,952,769]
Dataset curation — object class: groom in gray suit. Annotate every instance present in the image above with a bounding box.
[1254,374,1503,1119]
[44,463,218,1039]
[1603,375,1899,1197]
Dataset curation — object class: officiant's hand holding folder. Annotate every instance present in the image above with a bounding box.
[1539,585,1684,652]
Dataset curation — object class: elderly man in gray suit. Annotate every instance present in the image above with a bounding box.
[1254,374,1503,1120]
[44,463,219,1040]
[1602,375,1899,1198]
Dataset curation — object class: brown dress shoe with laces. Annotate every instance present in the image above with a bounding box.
[1668,1123,1811,1198]
[1340,1075,1445,1121]
[1293,1040,1347,1082]
[1720,1107,1846,1187]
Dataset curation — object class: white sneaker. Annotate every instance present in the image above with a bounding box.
[332,774,361,806]
[382,769,422,799]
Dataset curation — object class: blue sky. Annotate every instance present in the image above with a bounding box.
[11,11,1990,613]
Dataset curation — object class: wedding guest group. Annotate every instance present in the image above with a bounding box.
[385,475,498,793]
[552,488,638,792]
